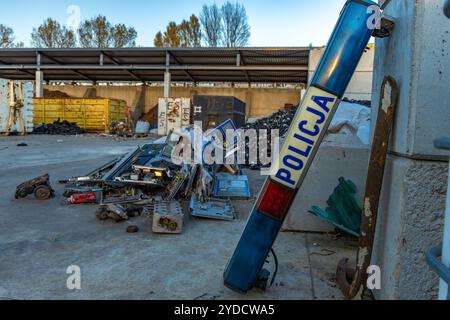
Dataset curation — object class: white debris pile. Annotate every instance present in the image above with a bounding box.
[328,101,371,145]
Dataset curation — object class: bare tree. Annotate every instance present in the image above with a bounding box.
[31,18,77,48]
[200,4,222,47]
[112,24,137,48]
[78,15,112,48]
[78,16,137,48]
[60,30,77,48]
[221,1,251,47]
[0,24,15,48]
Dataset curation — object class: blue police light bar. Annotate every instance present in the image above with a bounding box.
[223,0,379,293]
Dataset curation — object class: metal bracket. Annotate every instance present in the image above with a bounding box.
[426,245,450,300]
[380,0,392,11]
[254,269,270,291]
[372,15,395,38]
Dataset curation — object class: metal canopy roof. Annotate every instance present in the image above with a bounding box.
[0,47,311,84]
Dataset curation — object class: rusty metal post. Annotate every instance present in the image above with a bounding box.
[337,77,399,300]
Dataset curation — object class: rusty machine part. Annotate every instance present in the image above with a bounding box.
[126,225,140,233]
[15,174,55,200]
[158,217,178,232]
[336,77,399,300]
[336,258,356,297]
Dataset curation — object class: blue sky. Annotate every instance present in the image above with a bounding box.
[0,0,348,47]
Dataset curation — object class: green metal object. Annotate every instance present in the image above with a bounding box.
[309,177,362,237]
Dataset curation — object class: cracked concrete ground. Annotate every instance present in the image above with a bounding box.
[0,135,357,300]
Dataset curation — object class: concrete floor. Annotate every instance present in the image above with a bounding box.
[0,135,357,300]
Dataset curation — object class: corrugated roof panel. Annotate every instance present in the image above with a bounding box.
[0,48,312,83]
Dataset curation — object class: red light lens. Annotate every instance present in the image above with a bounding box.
[256,180,296,220]
[70,193,96,204]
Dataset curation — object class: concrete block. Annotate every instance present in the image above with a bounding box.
[371,0,450,158]
[283,134,369,232]
[152,201,184,234]
[372,155,447,299]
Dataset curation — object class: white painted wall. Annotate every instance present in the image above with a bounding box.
[309,45,375,101]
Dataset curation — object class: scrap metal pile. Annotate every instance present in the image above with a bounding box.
[58,120,252,234]
[242,107,297,138]
[240,106,297,170]
[342,97,371,108]
[15,174,55,200]
[33,119,86,135]
[240,101,372,169]
[108,121,134,138]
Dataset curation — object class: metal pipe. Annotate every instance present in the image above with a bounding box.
[426,245,450,300]
[380,0,392,10]
[434,137,450,300]
[441,157,450,299]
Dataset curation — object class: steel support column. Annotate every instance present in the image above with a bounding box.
[35,70,44,98]
[164,52,171,98]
